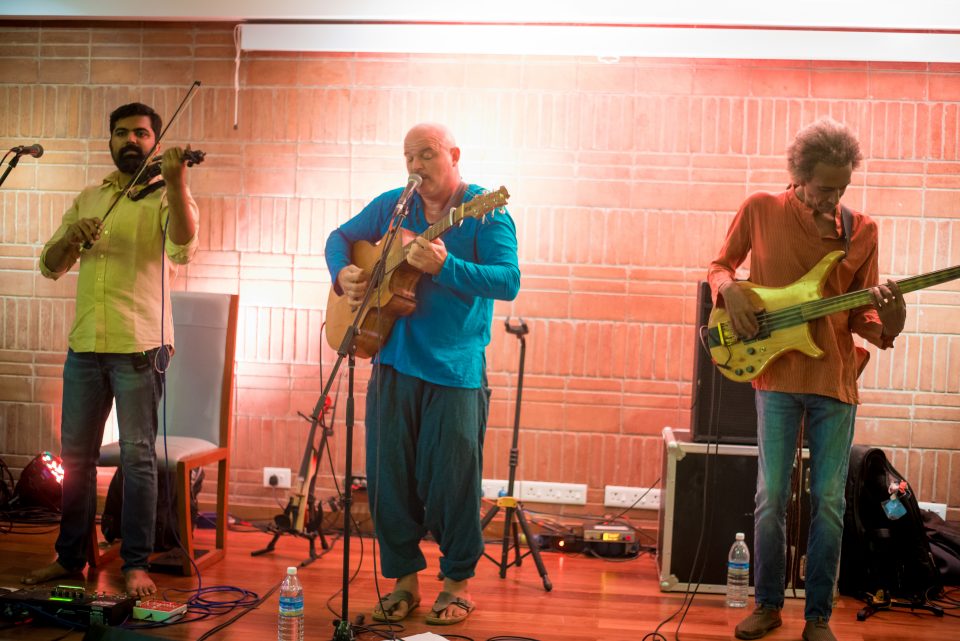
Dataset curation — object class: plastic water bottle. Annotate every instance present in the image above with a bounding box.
[726,532,750,608]
[278,566,304,641]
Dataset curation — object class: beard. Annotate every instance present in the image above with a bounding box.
[113,144,146,175]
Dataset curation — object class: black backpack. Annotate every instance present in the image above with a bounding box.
[101,467,203,551]
[838,445,941,603]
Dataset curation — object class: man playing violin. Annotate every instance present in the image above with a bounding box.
[24,102,199,597]
[326,123,520,625]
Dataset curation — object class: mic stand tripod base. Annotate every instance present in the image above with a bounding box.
[856,590,944,621]
[332,618,355,641]
[480,496,552,592]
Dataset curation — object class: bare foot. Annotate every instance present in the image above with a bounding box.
[124,568,157,598]
[22,561,76,585]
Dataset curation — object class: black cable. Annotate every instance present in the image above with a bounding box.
[643,339,724,641]
[116,216,263,638]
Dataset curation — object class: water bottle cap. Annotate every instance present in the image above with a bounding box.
[287,566,297,575]
[735,532,745,540]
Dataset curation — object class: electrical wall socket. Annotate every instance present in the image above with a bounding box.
[481,478,511,499]
[481,479,588,505]
[918,501,947,520]
[263,466,291,489]
[519,480,588,505]
[604,485,661,510]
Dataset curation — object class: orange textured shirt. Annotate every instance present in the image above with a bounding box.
[707,187,890,405]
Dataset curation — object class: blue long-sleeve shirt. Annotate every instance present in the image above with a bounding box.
[325,183,520,388]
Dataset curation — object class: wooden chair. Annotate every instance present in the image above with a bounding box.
[91,291,238,576]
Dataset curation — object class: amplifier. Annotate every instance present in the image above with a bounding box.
[0,584,136,626]
[584,523,640,557]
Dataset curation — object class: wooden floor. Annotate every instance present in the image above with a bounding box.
[1,524,956,641]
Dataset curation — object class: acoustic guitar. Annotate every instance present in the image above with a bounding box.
[325,186,510,358]
[707,250,960,382]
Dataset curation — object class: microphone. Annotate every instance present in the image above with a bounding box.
[393,173,422,217]
[13,144,44,158]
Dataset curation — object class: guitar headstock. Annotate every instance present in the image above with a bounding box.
[457,186,510,225]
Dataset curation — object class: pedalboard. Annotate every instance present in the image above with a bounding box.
[0,584,136,626]
[133,599,187,621]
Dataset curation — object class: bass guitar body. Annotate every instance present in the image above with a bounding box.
[707,251,843,383]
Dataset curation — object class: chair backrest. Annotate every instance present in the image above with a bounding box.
[158,291,239,447]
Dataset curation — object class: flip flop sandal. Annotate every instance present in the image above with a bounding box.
[371,589,420,622]
[425,590,475,625]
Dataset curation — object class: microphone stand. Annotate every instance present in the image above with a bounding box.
[478,318,552,591]
[326,195,413,641]
[0,151,24,189]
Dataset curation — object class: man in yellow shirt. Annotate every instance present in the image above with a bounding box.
[23,102,199,596]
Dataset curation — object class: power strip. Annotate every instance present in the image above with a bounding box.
[132,599,187,621]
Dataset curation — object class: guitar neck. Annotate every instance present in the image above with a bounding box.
[800,265,960,321]
[384,201,476,274]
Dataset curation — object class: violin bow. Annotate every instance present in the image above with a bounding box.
[83,80,202,250]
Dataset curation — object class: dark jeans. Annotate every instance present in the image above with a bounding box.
[56,349,162,573]
[365,365,489,582]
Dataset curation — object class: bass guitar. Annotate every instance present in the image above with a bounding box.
[707,250,960,382]
[325,186,510,358]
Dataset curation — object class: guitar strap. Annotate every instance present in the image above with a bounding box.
[839,203,872,376]
[840,204,853,260]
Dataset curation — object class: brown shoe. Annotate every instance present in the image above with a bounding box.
[734,606,782,640]
[802,618,837,641]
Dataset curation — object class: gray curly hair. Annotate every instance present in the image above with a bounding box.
[787,117,863,184]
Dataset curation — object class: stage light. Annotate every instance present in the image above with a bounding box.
[14,452,64,511]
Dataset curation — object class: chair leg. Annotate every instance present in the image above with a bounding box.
[175,458,228,575]
[88,517,120,568]
[216,457,228,553]
[176,462,195,576]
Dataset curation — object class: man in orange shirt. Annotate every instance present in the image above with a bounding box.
[708,118,906,641]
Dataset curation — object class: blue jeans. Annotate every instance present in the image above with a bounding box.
[754,390,855,621]
[56,349,162,573]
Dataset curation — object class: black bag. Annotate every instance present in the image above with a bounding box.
[101,467,203,552]
[838,445,941,602]
[922,510,960,586]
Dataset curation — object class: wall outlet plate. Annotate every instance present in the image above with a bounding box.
[263,466,291,488]
[604,485,661,510]
[519,480,588,505]
[481,478,511,499]
[481,479,588,505]
[918,501,947,520]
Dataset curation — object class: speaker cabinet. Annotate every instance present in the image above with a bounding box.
[691,281,758,445]
[658,428,811,595]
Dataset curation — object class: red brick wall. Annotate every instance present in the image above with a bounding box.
[1,22,958,519]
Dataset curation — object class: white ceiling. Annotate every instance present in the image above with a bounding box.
[3,1,960,30]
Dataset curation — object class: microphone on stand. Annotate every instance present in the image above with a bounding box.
[12,144,44,158]
[0,144,43,189]
[392,173,422,218]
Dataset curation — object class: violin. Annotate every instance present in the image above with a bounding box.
[127,148,205,201]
